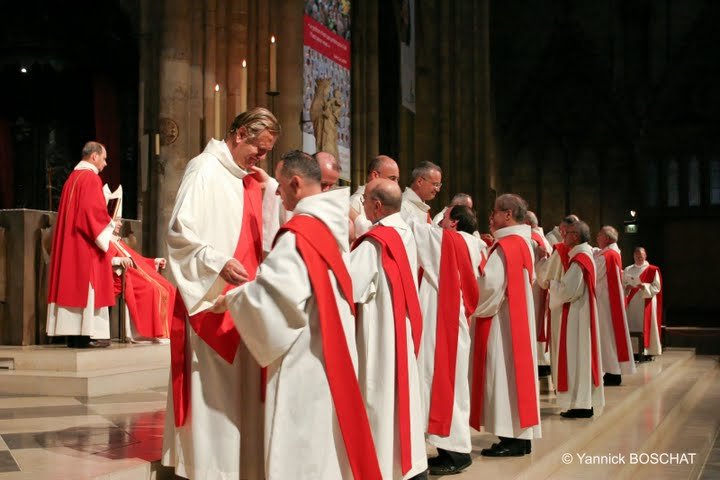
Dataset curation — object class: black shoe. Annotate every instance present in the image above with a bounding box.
[427,448,449,467]
[409,470,429,480]
[604,373,622,386]
[560,408,594,418]
[538,365,551,377]
[87,339,111,348]
[481,438,531,457]
[66,336,77,348]
[72,336,92,349]
[428,450,471,476]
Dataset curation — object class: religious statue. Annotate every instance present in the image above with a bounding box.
[319,88,342,161]
[310,78,331,152]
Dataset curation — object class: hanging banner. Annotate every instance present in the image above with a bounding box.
[302,1,352,181]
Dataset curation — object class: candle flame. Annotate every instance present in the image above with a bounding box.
[215,84,220,92]
[271,35,276,43]
[242,59,247,68]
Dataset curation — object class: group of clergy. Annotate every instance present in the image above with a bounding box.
[158,107,664,480]
[46,141,175,348]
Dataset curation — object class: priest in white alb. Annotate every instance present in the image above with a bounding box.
[400,161,442,225]
[350,178,428,479]
[472,194,541,457]
[593,226,635,385]
[411,204,480,476]
[548,221,605,418]
[623,246,663,359]
[349,155,400,237]
[162,108,281,480]
[216,151,382,480]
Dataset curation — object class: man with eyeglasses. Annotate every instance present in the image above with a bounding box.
[471,194,541,457]
[400,161,442,226]
[547,221,605,419]
[349,155,400,237]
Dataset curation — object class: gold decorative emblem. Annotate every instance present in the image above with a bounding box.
[159,118,179,145]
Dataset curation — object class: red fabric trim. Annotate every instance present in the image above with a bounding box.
[353,226,423,474]
[170,175,263,427]
[557,253,601,392]
[427,230,478,436]
[280,215,381,480]
[601,250,630,362]
[469,235,538,430]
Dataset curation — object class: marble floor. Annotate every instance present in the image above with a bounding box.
[0,349,717,480]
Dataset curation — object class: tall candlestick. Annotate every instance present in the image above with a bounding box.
[269,36,277,92]
[214,84,221,139]
[154,133,160,156]
[240,60,248,113]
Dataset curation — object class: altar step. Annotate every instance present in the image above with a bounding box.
[0,344,169,398]
[455,348,720,480]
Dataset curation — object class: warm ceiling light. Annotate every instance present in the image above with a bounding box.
[20,67,27,73]
[630,210,636,217]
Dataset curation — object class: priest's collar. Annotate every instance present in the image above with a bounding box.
[74,160,99,174]
[294,187,351,252]
[493,223,531,240]
[377,211,408,230]
[204,139,249,179]
[569,242,593,258]
[402,187,430,212]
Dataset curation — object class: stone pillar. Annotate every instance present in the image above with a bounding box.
[155,0,194,258]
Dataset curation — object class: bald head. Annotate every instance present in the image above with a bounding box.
[314,152,340,191]
[363,178,402,223]
[366,155,399,183]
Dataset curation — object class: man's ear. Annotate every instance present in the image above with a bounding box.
[290,175,301,191]
[236,127,247,142]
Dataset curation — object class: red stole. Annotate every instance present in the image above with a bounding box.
[109,240,177,338]
[427,230,479,436]
[557,252,601,392]
[530,231,546,250]
[279,215,382,480]
[530,231,549,342]
[625,265,663,349]
[601,249,631,362]
[170,175,263,427]
[353,226,422,475]
[48,169,115,308]
[470,235,539,431]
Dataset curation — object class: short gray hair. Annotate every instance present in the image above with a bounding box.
[525,210,539,227]
[562,214,580,226]
[229,107,281,140]
[451,193,472,207]
[495,193,528,223]
[599,225,618,243]
[81,141,105,159]
[575,221,591,243]
[410,161,441,182]
[279,150,320,183]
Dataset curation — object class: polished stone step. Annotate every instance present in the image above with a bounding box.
[0,343,169,373]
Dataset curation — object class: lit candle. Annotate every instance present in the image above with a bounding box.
[269,36,277,92]
[214,84,221,139]
[154,133,160,156]
[240,60,247,113]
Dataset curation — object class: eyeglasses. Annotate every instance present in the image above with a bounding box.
[422,177,442,188]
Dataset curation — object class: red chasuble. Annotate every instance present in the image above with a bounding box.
[601,249,631,362]
[170,175,263,427]
[531,231,549,342]
[109,240,177,339]
[470,234,539,431]
[427,230,479,436]
[625,265,663,349]
[47,169,115,308]
[279,215,382,480]
[544,242,572,349]
[353,226,423,475]
[557,253,601,392]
